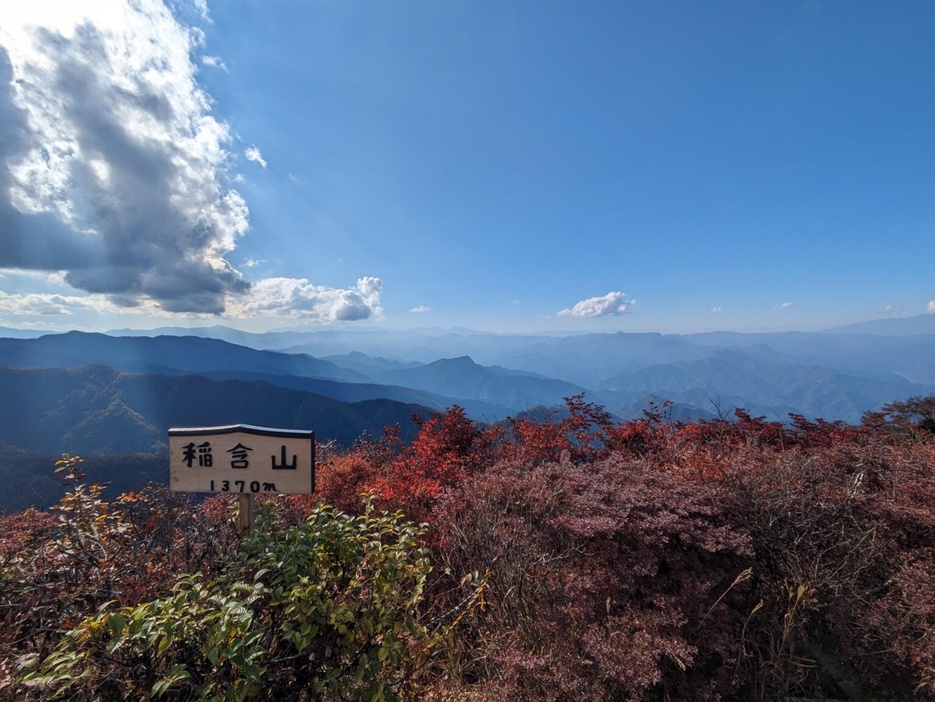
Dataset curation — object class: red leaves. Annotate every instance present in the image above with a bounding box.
[371,406,496,522]
[4,398,935,700]
[430,455,753,700]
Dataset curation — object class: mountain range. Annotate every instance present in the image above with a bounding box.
[0,315,935,509]
[2,317,935,511]
[94,324,935,413]
[0,364,429,455]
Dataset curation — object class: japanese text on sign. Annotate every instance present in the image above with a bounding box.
[169,425,315,495]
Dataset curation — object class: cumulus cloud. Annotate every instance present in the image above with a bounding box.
[778,302,793,310]
[558,291,636,318]
[0,276,386,326]
[244,145,267,168]
[0,289,146,318]
[0,0,249,314]
[0,292,85,316]
[0,1,385,327]
[201,54,228,72]
[227,276,384,323]
[928,300,935,313]
[409,305,431,313]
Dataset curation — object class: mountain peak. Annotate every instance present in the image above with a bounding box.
[434,355,477,367]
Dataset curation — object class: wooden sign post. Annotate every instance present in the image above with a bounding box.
[169,424,315,537]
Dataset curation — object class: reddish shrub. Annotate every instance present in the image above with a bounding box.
[722,435,935,700]
[373,406,496,522]
[430,454,753,701]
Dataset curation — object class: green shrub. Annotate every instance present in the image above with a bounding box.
[20,500,432,702]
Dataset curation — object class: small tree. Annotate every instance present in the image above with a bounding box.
[863,395,935,441]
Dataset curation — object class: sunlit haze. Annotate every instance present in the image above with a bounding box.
[1,1,933,335]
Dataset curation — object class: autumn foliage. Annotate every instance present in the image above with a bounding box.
[2,396,935,700]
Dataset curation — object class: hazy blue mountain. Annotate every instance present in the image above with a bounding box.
[0,332,368,382]
[602,350,795,398]
[0,365,430,455]
[101,322,935,386]
[199,369,512,420]
[372,355,587,413]
[486,332,716,387]
[320,351,423,375]
[616,394,719,423]
[685,331,935,384]
[107,325,330,351]
[102,318,935,376]
[0,326,49,339]
[278,329,574,365]
[825,313,935,336]
[598,349,929,423]
[4,318,935,427]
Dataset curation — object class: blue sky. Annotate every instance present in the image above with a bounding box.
[0,1,933,334]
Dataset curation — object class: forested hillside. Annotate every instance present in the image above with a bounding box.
[2,396,934,700]
[0,364,429,455]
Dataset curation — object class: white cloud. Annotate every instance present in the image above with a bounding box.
[928,300,935,314]
[883,304,908,317]
[0,290,134,317]
[190,0,211,23]
[0,275,386,326]
[0,268,68,284]
[778,301,793,309]
[558,291,635,318]
[227,276,384,323]
[244,145,267,168]
[712,306,722,313]
[0,1,384,328]
[242,257,264,268]
[0,0,249,314]
[201,54,227,72]
[0,293,82,316]
[410,305,431,313]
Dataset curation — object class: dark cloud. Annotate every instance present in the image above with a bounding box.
[332,291,374,321]
[0,15,250,314]
[1,4,382,326]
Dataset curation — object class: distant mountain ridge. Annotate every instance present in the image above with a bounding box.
[371,355,587,414]
[825,313,935,336]
[0,365,430,455]
[198,369,511,420]
[594,348,924,423]
[0,332,368,381]
[2,320,935,435]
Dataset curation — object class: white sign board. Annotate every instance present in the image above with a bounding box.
[169,425,315,495]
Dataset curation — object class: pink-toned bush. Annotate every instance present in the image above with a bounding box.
[430,455,753,700]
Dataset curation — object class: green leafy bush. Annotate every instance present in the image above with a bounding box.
[0,455,238,698]
[20,501,432,702]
